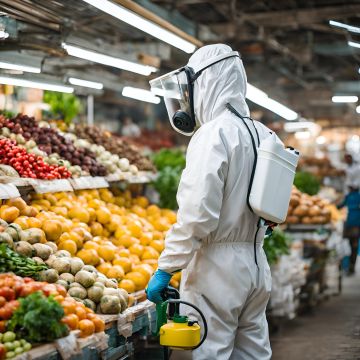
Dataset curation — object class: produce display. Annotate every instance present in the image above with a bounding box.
[0,189,178,295]
[0,114,106,177]
[0,331,32,359]
[64,133,138,177]
[263,228,291,265]
[124,128,175,151]
[151,149,186,209]
[28,189,178,290]
[0,273,106,358]
[73,124,155,172]
[286,187,331,225]
[0,138,71,179]
[294,171,321,195]
[0,244,47,279]
[0,212,130,315]
[298,157,344,179]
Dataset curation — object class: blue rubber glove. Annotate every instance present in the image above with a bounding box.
[146,269,172,303]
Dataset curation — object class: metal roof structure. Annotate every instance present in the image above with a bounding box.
[0,0,359,126]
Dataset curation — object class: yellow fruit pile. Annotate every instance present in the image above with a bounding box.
[14,188,179,292]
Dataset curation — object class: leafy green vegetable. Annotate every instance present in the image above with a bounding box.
[152,149,186,209]
[8,292,69,343]
[294,171,321,195]
[153,166,183,209]
[263,228,291,265]
[0,110,15,118]
[152,149,186,171]
[43,91,82,125]
[0,244,47,279]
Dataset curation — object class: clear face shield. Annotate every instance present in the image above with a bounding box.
[150,50,240,136]
[150,68,196,136]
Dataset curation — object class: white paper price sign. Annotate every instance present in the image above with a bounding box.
[92,177,109,188]
[105,173,121,182]
[0,183,20,199]
[29,179,73,194]
[55,333,80,360]
[70,177,109,190]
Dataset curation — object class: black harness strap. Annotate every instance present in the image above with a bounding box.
[226,103,262,267]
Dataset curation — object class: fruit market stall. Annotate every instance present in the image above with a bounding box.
[267,187,346,324]
[0,185,179,359]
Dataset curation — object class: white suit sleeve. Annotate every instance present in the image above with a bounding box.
[158,126,229,274]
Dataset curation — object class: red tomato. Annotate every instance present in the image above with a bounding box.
[42,284,58,297]
[0,343,6,360]
[55,285,67,297]
[0,320,6,333]
[0,306,13,320]
[0,296,6,308]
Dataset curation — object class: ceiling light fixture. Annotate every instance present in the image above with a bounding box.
[62,43,157,76]
[0,30,9,39]
[0,61,41,73]
[316,136,327,145]
[246,83,298,120]
[81,0,196,54]
[348,40,360,49]
[0,76,74,93]
[68,77,103,90]
[295,131,311,140]
[122,86,160,104]
[356,105,360,114]
[329,20,360,33]
[332,95,358,103]
[284,121,316,132]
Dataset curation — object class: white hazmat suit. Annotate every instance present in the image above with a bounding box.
[158,44,273,360]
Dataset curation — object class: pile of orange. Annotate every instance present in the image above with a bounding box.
[59,296,105,337]
[0,188,180,293]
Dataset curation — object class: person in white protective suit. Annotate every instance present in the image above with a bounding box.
[146,44,274,360]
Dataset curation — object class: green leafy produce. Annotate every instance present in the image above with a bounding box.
[294,171,321,195]
[152,149,186,171]
[0,244,47,279]
[43,91,82,125]
[152,149,186,209]
[7,292,68,343]
[263,228,291,265]
[153,166,182,209]
[0,110,15,119]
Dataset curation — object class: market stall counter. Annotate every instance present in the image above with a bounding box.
[16,298,156,360]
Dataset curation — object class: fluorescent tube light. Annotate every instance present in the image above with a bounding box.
[62,43,156,76]
[0,76,74,93]
[295,131,311,140]
[316,136,327,145]
[0,61,41,73]
[329,20,360,33]
[81,0,196,54]
[356,105,360,114]
[348,41,360,49]
[69,77,103,90]
[246,83,268,99]
[284,121,315,132]
[332,95,358,103]
[151,87,166,97]
[246,83,298,120]
[258,97,298,121]
[122,86,160,104]
[0,31,9,39]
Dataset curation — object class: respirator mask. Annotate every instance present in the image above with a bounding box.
[149,51,240,136]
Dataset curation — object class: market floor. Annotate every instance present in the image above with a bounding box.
[271,269,360,360]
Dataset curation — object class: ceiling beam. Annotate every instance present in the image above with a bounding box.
[241,4,360,27]
[117,0,202,46]
[314,42,360,56]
